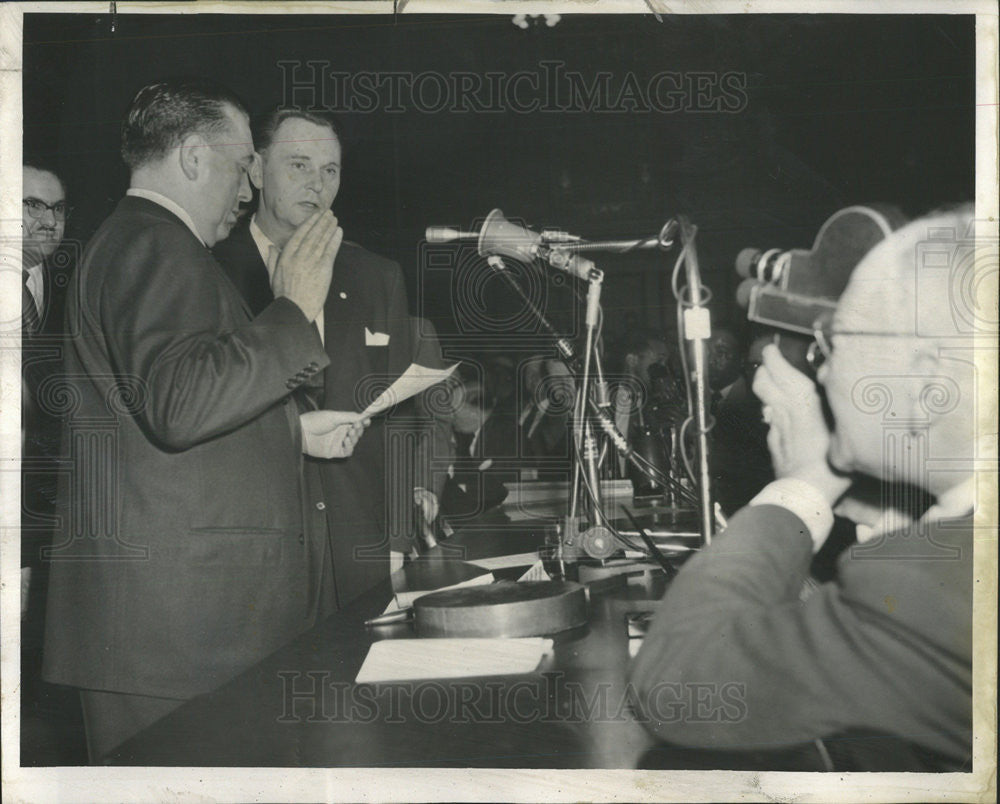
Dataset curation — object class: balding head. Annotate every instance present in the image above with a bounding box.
[819,204,980,494]
[835,204,977,342]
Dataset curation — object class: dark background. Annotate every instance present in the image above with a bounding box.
[24,12,975,347]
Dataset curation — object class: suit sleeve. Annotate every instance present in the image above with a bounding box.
[627,504,970,755]
[100,221,329,450]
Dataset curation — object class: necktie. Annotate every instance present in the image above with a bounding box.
[22,272,41,334]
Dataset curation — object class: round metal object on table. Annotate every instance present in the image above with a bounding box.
[579,525,618,560]
[413,581,588,638]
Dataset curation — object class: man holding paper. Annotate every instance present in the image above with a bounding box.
[215,107,444,614]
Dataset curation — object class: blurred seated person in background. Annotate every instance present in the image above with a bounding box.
[611,330,686,492]
[611,329,671,444]
[707,326,775,514]
[517,355,574,472]
[629,206,978,770]
[435,360,512,520]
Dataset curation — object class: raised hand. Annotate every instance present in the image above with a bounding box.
[751,344,851,505]
[271,210,343,322]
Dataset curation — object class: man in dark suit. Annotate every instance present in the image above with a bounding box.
[21,158,72,617]
[629,206,976,770]
[41,79,359,762]
[214,108,430,614]
[20,158,83,762]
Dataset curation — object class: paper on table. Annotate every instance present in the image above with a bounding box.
[467,552,542,571]
[382,571,494,614]
[516,560,550,582]
[355,638,553,683]
[358,362,458,419]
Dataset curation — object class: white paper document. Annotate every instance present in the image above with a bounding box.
[468,552,542,572]
[358,362,458,419]
[355,638,553,683]
[383,571,494,614]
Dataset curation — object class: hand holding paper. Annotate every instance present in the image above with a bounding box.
[300,410,370,459]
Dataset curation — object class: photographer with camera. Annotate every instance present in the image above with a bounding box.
[629,206,978,770]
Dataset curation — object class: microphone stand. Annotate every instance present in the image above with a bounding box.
[485,255,604,562]
[676,220,714,545]
[565,271,605,557]
[482,217,708,559]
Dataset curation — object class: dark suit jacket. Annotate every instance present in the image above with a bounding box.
[22,251,75,568]
[214,220,422,611]
[629,501,973,765]
[42,196,329,699]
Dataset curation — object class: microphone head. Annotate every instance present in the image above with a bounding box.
[477,209,541,262]
[735,277,760,308]
[426,226,462,243]
[549,250,596,280]
[735,247,760,279]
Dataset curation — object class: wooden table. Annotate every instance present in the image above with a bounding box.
[108,523,832,770]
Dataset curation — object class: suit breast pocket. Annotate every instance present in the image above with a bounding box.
[364,327,391,347]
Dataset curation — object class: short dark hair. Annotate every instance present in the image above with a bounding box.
[120,78,248,171]
[23,154,67,195]
[252,107,342,155]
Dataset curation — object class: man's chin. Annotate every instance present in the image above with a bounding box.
[827,440,852,474]
[214,220,238,244]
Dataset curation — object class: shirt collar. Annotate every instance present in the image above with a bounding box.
[126,188,205,246]
[249,215,277,282]
[24,263,45,310]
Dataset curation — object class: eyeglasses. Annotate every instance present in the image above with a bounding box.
[24,198,72,221]
[806,315,915,373]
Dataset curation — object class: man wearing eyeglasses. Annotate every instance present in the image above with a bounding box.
[22,160,70,334]
[21,159,75,753]
[629,205,978,770]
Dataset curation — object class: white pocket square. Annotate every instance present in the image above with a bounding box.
[365,327,391,346]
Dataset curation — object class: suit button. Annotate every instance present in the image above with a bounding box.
[315,501,326,511]
[297,532,305,544]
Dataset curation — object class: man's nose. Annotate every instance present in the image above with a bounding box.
[305,168,324,192]
[238,171,252,203]
[37,208,58,227]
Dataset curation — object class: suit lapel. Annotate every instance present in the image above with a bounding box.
[322,249,370,410]
[214,223,274,318]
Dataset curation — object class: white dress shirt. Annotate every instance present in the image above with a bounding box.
[24,262,44,317]
[126,188,205,246]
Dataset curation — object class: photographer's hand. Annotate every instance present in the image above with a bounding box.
[752,344,850,506]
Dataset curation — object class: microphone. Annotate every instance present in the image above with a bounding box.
[735,247,791,284]
[546,248,596,281]
[425,226,479,243]
[429,210,597,280]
